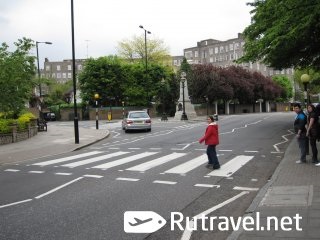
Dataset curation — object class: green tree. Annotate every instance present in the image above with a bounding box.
[78,56,177,109]
[44,80,73,107]
[238,0,320,69]
[0,38,36,117]
[272,75,293,101]
[117,35,170,64]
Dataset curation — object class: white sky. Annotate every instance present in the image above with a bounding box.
[1,0,253,68]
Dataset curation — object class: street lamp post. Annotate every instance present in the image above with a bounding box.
[161,79,168,121]
[94,93,99,129]
[36,41,52,97]
[71,0,79,144]
[139,25,151,105]
[122,101,125,119]
[301,73,311,107]
[180,72,188,121]
[204,95,209,116]
[36,41,52,119]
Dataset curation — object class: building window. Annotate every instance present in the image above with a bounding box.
[57,65,61,71]
[194,51,198,58]
[57,73,61,78]
[215,47,219,54]
[62,73,67,79]
[78,64,83,71]
[68,73,72,78]
[230,54,234,60]
[225,45,229,52]
[45,65,50,71]
[185,51,193,59]
[209,57,214,63]
[202,51,207,59]
[220,46,224,53]
[68,65,72,71]
[229,43,234,51]
[52,73,56,78]
[209,48,213,55]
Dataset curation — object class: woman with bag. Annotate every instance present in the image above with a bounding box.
[199,115,220,169]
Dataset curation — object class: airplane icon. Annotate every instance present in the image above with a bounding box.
[129,217,153,226]
[124,211,167,233]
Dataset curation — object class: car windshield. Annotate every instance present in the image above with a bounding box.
[129,112,149,118]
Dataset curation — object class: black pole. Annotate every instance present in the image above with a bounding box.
[71,0,79,144]
[304,83,308,107]
[36,42,42,97]
[181,80,188,120]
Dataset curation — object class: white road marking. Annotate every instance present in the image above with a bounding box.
[116,177,140,182]
[28,171,45,174]
[0,199,33,209]
[164,154,207,174]
[244,150,258,153]
[61,151,129,168]
[207,155,254,177]
[126,152,186,172]
[219,150,233,152]
[92,152,158,169]
[35,177,84,199]
[181,191,249,240]
[273,129,294,152]
[4,169,20,172]
[233,186,259,191]
[194,184,220,188]
[128,148,141,150]
[153,180,177,185]
[149,148,162,150]
[32,151,103,166]
[83,174,103,178]
[55,172,73,176]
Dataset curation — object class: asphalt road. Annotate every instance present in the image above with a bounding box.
[0,112,294,240]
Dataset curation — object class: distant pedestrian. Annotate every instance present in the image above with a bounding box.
[293,103,308,163]
[306,104,319,164]
[199,115,220,169]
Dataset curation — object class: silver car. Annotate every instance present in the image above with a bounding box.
[122,111,151,133]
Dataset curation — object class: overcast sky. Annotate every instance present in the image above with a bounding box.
[1,0,253,67]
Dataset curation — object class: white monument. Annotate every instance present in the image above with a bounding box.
[174,72,197,120]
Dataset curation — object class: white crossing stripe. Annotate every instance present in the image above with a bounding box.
[164,154,207,174]
[92,152,158,169]
[207,155,254,177]
[61,151,129,168]
[32,151,103,166]
[83,175,103,178]
[116,177,140,182]
[194,184,219,188]
[153,180,177,185]
[55,172,73,176]
[126,152,186,172]
[4,169,20,172]
[28,171,45,174]
[233,186,259,191]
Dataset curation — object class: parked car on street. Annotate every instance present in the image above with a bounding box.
[122,111,151,133]
[43,112,56,121]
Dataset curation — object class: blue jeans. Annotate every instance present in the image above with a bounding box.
[206,145,220,167]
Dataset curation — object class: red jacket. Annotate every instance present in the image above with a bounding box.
[199,122,219,145]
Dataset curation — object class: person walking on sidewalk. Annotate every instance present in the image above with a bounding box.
[293,103,308,164]
[199,115,220,169]
[306,104,319,164]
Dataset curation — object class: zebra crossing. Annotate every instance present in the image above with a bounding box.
[24,150,255,178]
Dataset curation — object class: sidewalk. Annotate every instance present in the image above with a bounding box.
[229,138,320,239]
[0,121,110,165]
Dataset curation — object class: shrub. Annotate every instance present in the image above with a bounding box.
[17,113,36,131]
[0,119,13,134]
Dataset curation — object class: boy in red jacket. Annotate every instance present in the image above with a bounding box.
[199,115,220,169]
